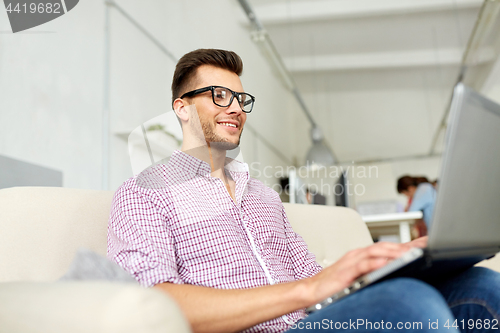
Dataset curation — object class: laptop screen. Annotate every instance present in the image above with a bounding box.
[429,84,500,251]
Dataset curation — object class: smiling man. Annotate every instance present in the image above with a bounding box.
[169,59,251,202]
[107,49,500,333]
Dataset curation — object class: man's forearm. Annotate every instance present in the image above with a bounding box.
[153,241,421,333]
[154,279,313,333]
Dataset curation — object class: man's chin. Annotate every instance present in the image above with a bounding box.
[208,141,239,151]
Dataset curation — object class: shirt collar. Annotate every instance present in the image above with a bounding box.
[169,149,249,177]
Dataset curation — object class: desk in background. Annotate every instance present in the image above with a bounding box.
[361,211,423,243]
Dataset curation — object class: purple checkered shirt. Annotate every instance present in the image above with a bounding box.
[107,150,322,332]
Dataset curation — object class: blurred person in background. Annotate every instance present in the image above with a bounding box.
[397,175,437,235]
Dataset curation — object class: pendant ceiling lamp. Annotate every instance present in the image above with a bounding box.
[305,126,336,168]
[238,0,337,167]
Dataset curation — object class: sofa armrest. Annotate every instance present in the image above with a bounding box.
[0,281,191,333]
[477,254,500,273]
[283,203,373,267]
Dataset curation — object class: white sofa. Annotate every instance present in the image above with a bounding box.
[0,186,498,332]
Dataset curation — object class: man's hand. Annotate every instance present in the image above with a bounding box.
[407,236,428,249]
[305,240,422,305]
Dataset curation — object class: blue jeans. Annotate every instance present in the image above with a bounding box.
[287,267,500,332]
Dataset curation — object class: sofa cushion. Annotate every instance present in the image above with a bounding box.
[0,187,114,282]
[60,248,137,283]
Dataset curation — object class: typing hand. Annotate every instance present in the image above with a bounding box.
[307,241,413,306]
[406,236,428,248]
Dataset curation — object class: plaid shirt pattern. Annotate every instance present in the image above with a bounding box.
[107,150,322,332]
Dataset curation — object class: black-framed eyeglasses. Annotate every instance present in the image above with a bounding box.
[180,85,255,113]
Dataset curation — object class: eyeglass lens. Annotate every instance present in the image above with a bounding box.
[213,87,253,112]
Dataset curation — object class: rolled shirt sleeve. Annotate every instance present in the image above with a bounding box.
[282,206,323,280]
[107,182,184,287]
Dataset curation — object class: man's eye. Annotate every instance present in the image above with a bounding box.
[215,90,226,100]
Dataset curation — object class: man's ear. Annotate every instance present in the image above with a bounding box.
[173,98,189,122]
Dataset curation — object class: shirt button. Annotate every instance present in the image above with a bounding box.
[282,315,295,325]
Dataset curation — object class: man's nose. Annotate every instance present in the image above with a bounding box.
[226,95,243,114]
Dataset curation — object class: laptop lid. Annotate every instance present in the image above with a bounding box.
[429,84,500,254]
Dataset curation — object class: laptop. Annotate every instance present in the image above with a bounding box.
[306,83,500,314]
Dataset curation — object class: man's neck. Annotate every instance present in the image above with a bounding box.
[181,141,227,179]
[181,140,236,202]
[181,141,236,202]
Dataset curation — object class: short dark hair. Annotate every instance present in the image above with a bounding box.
[171,49,243,107]
[397,175,430,193]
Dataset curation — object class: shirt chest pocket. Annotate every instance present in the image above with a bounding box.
[172,208,250,264]
[243,203,287,245]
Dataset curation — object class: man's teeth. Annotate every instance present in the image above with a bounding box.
[220,122,236,128]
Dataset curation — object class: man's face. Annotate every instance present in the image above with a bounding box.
[185,65,247,149]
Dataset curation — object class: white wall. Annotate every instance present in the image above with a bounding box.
[0,0,104,189]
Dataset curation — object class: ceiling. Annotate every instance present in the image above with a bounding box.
[246,0,485,163]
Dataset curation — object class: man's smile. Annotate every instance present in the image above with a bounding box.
[216,119,240,132]
[218,122,236,128]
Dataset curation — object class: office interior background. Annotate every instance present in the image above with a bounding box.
[1,0,500,221]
